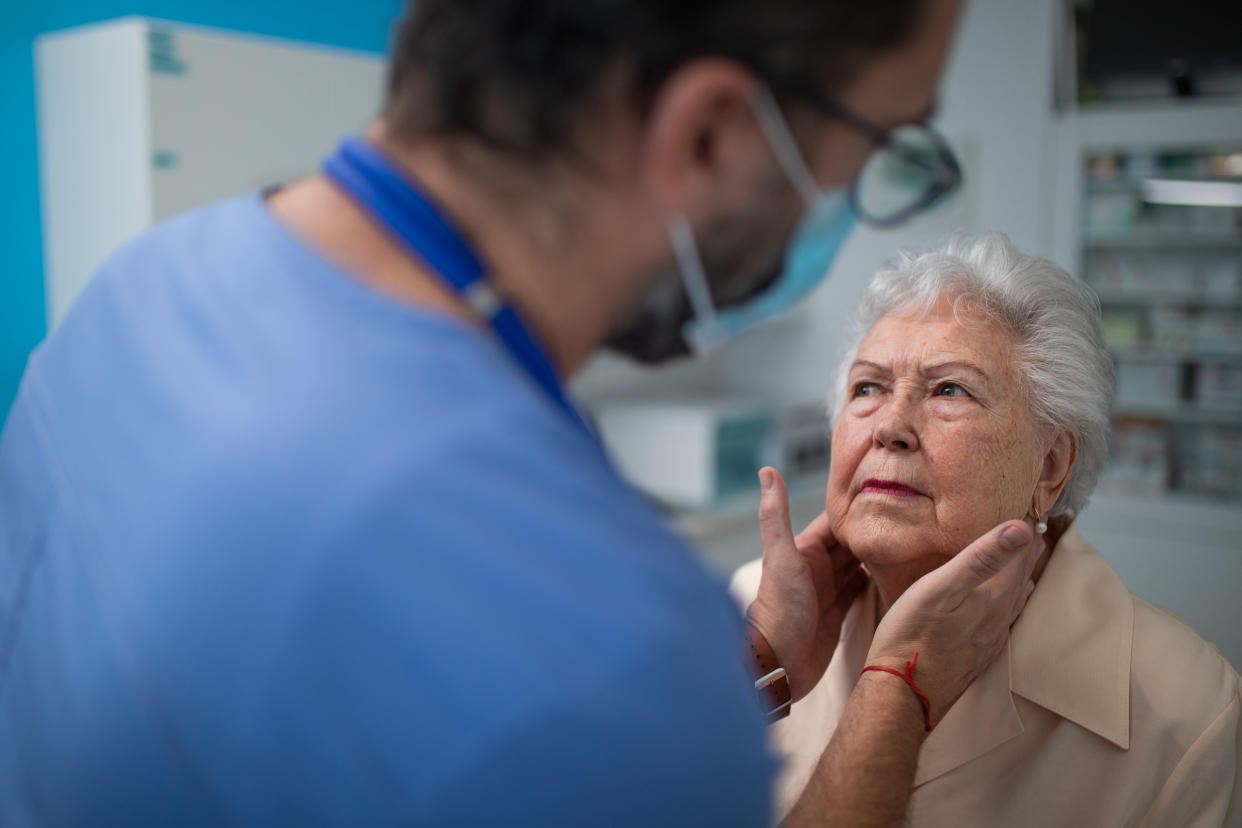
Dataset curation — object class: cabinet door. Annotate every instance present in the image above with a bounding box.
[36,21,152,327]
[145,23,384,220]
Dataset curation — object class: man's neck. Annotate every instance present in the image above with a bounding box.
[265,127,651,379]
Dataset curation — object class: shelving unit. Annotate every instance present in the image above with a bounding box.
[1047,102,1242,505]
[1091,216,1241,499]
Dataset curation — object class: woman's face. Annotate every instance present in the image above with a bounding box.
[827,297,1046,590]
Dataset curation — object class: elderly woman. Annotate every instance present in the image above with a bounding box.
[732,234,1241,827]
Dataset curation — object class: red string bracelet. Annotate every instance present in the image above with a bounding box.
[861,652,933,732]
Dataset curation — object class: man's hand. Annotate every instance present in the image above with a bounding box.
[745,467,868,702]
[865,519,1043,727]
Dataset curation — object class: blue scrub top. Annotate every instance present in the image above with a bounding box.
[0,195,773,825]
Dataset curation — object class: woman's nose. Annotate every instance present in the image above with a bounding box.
[872,400,920,452]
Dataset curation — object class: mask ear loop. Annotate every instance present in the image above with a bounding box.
[667,214,725,355]
[749,86,820,206]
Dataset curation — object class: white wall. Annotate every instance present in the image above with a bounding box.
[713,0,1060,402]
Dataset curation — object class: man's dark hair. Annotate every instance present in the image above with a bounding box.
[384,0,926,158]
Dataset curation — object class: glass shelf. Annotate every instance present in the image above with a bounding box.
[1086,234,1242,250]
[1111,347,1242,362]
[1093,290,1242,309]
[1112,406,1242,426]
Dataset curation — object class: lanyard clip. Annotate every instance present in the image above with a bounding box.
[464,280,502,320]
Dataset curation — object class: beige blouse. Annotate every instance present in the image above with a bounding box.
[730,522,1242,827]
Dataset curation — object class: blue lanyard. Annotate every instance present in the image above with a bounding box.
[322,137,592,436]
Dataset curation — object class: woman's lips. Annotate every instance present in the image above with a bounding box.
[860,479,925,497]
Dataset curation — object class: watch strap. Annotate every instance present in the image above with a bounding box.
[744,621,792,723]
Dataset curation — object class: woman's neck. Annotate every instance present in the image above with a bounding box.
[872,524,1061,620]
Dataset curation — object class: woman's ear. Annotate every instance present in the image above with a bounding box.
[1034,429,1078,515]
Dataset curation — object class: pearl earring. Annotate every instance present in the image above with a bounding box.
[1030,497,1047,535]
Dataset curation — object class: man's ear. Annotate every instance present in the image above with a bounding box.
[639,59,764,220]
[1034,429,1077,516]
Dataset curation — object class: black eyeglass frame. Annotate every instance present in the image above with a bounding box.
[778,85,964,228]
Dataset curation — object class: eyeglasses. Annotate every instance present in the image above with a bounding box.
[782,86,963,228]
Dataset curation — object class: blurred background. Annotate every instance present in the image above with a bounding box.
[2,0,1240,662]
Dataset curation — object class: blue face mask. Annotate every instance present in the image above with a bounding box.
[672,87,857,356]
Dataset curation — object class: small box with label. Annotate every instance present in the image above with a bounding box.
[1192,363,1242,412]
[1114,360,1183,410]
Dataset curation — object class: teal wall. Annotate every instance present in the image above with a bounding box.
[0,0,403,421]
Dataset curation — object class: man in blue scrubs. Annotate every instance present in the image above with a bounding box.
[0,0,1045,824]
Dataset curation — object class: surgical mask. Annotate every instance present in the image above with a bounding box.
[672,86,857,356]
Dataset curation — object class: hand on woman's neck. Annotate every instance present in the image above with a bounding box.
[872,527,1059,620]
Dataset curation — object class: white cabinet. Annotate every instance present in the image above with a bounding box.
[36,17,385,327]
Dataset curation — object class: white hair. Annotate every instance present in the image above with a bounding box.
[830,233,1113,518]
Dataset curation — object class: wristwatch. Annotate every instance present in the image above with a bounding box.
[744,621,792,723]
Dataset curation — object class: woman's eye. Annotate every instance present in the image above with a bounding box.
[935,382,970,398]
[852,382,880,398]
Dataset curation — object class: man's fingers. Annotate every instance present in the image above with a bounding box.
[1008,579,1036,628]
[828,543,859,576]
[757,467,796,561]
[832,557,863,595]
[921,519,1039,607]
[834,563,869,609]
